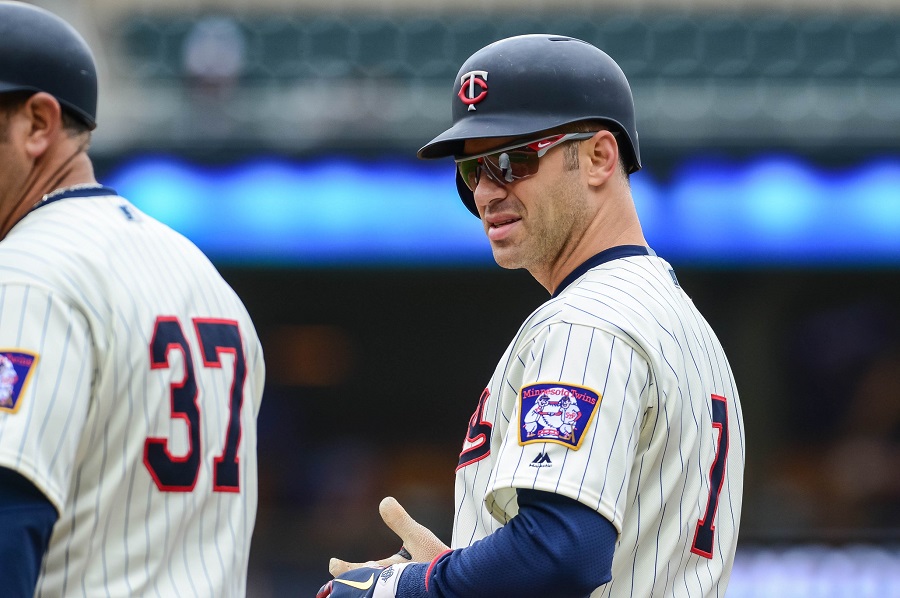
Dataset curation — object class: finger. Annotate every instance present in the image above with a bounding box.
[379,497,448,554]
[330,554,411,578]
[379,497,432,544]
[328,558,381,577]
[378,497,414,535]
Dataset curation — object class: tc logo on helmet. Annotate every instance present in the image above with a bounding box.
[458,70,488,111]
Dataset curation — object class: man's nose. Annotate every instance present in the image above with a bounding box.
[473,170,507,212]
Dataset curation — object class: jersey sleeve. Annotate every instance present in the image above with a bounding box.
[485,322,653,533]
[0,467,58,596]
[0,284,94,514]
[399,490,616,597]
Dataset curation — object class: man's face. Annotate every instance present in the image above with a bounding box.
[0,109,16,190]
[0,110,20,192]
[462,136,592,278]
[0,103,33,218]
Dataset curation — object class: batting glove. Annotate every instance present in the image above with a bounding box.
[328,497,448,577]
[316,563,411,598]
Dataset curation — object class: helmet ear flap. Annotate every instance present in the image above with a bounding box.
[455,169,479,217]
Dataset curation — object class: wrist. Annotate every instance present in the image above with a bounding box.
[373,562,412,598]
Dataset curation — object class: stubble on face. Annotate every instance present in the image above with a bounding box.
[489,164,591,281]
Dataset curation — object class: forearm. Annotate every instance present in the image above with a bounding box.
[398,489,616,598]
[0,467,58,596]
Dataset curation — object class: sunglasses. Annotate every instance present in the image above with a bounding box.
[455,132,599,192]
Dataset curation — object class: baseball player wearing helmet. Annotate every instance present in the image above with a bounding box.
[319,34,745,598]
[0,3,264,596]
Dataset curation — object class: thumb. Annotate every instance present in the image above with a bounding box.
[378,496,424,542]
[379,497,448,559]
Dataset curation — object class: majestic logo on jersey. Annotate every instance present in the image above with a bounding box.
[519,382,601,450]
[458,70,488,111]
[0,351,39,414]
[530,451,553,468]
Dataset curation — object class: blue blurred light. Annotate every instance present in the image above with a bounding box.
[844,160,900,249]
[104,154,900,267]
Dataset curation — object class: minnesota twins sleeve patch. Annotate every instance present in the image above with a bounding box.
[0,350,39,414]
[519,382,601,449]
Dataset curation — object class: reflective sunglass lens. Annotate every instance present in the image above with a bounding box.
[458,159,480,191]
[458,137,563,191]
[497,153,513,182]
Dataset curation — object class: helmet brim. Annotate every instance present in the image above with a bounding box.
[417,113,584,160]
[418,113,640,174]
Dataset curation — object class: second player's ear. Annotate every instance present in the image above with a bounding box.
[22,92,64,158]
[583,130,619,187]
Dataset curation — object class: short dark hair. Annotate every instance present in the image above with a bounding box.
[0,91,33,139]
[557,121,630,181]
[0,90,34,115]
[60,107,91,135]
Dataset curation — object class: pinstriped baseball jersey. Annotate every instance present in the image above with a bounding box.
[0,188,264,597]
[454,250,744,597]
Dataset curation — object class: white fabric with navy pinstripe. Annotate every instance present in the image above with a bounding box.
[453,253,744,597]
[0,193,264,597]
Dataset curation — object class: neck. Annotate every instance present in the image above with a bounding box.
[539,191,647,295]
[0,140,96,239]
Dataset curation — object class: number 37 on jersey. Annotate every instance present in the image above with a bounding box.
[144,316,249,493]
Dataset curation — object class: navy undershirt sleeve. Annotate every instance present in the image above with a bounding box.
[0,467,58,597]
[398,489,617,598]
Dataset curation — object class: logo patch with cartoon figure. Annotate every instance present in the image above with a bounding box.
[0,351,38,414]
[519,382,601,449]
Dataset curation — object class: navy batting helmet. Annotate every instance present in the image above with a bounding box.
[417,34,640,216]
[0,1,98,129]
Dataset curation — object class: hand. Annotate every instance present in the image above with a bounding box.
[328,496,449,577]
[316,564,409,598]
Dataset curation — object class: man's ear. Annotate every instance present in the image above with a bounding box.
[583,130,620,187]
[21,92,63,158]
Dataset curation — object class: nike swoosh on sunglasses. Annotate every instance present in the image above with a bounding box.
[455,132,599,192]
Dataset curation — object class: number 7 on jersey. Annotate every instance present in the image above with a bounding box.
[691,394,729,559]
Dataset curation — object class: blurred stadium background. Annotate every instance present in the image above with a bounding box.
[26,0,900,595]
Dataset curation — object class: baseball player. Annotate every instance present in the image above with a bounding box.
[319,35,745,597]
[0,3,264,596]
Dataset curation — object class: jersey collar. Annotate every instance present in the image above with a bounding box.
[552,245,655,298]
[31,184,119,213]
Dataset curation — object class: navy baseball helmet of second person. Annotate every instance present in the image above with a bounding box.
[0,1,98,129]
[417,34,640,217]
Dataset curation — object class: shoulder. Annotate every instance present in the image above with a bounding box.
[522,256,681,346]
[0,210,74,290]
[0,195,212,301]
[578,253,680,309]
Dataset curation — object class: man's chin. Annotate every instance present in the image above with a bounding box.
[490,247,524,271]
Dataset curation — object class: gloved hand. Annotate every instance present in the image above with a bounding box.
[316,563,411,598]
[328,497,449,577]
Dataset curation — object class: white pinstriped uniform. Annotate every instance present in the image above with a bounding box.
[453,251,744,597]
[0,189,265,597]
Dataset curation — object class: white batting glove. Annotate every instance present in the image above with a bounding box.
[328,497,449,576]
[316,563,411,598]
